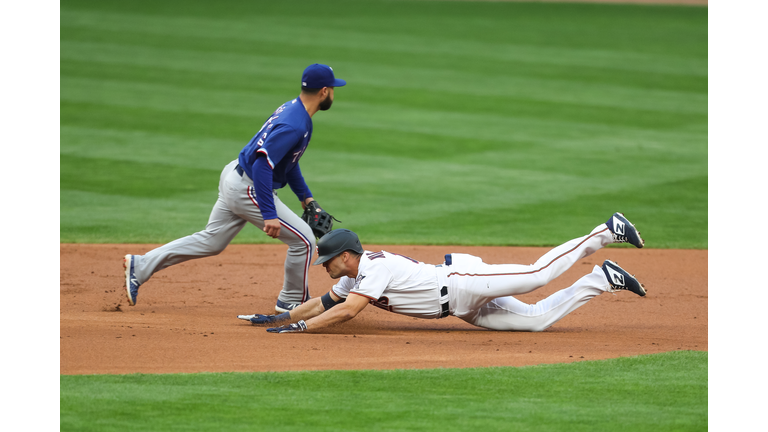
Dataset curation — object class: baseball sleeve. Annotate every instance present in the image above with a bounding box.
[286,163,312,202]
[252,157,278,220]
[331,276,356,299]
[351,262,393,301]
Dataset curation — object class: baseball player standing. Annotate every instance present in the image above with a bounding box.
[238,213,647,332]
[124,64,346,313]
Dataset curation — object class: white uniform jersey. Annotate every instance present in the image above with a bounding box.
[331,250,443,319]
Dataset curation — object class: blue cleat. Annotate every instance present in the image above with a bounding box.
[124,254,141,306]
[606,212,644,248]
[602,260,646,297]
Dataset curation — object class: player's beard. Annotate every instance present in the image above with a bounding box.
[318,93,333,111]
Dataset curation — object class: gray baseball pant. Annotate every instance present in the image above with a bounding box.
[132,159,314,304]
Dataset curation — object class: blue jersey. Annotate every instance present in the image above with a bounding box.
[238,98,313,220]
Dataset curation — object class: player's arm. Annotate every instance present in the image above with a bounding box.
[304,293,369,331]
[266,292,368,333]
[252,156,281,238]
[285,164,314,209]
[250,124,301,238]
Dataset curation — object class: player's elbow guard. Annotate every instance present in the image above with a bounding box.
[321,292,345,311]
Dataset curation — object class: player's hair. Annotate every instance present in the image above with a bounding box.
[346,250,362,260]
[301,86,323,95]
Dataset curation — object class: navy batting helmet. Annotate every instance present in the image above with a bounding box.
[313,229,364,265]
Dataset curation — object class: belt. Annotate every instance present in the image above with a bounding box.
[235,164,244,176]
[439,286,450,318]
[436,253,452,318]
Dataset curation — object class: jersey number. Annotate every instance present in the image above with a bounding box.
[292,148,305,163]
[369,296,393,312]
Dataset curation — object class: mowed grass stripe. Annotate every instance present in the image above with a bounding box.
[59,139,705,247]
[60,125,244,168]
[60,5,705,76]
[60,39,705,115]
[60,71,705,154]
[60,351,707,432]
[60,77,705,153]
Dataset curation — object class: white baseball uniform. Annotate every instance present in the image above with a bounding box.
[331,223,616,331]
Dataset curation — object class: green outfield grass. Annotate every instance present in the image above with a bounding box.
[61,351,707,432]
[60,0,707,248]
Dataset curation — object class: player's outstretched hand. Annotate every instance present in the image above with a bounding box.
[237,312,290,325]
[267,320,307,333]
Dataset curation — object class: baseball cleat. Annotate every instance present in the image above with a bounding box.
[275,299,302,314]
[124,254,141,306]
[601,260,646,297]
[606,212,644,248]
[237,314,258,321]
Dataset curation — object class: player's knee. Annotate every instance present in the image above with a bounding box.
[191,229,232,256]
[286,235,315,254]
[527,271,550,290]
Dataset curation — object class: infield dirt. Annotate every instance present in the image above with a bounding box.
[60,244,707,375]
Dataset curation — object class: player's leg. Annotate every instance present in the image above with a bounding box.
[227,176,315,311]
[449,222,613,310]
[273,198,315,308]
[130,161,246,286]
[463,266,609,331]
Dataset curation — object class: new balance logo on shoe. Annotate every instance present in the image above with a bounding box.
[606,213,644,248]
[612,216,626,235]
[606,266,625,286]
[602,260,646,296]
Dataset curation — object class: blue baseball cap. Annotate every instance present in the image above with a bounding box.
[301,64,347,89]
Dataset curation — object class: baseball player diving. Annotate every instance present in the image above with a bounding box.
[124,64,344,313]
[238,213,647,332]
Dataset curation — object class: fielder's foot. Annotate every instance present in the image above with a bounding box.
[602,260,646,297]
[606,212,644,248]
[124,254,141,306]
[275,299,302,314]
[237,314,258,321]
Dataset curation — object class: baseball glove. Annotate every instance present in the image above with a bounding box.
[301,201,338,238]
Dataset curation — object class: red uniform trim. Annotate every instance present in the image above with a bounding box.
[447,228,609,278]
[247,185,311,302]
[350,292,377,301]
[256,148,274,169]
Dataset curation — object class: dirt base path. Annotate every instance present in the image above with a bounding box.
[60,244,706,375]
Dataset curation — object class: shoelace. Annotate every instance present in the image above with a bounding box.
[612,233,630,243]
[607,279,646,295]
